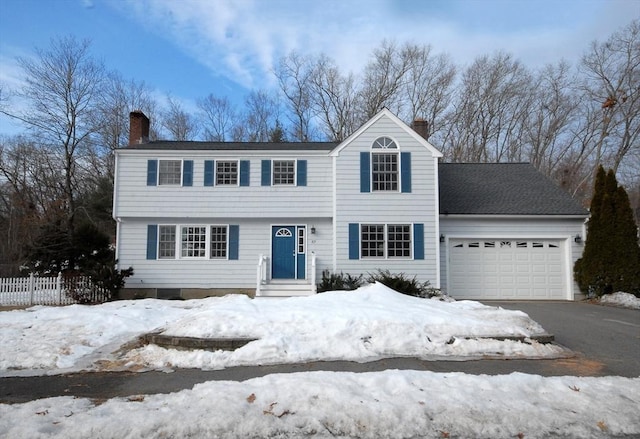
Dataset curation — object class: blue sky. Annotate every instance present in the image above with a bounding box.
[0,0,638,135]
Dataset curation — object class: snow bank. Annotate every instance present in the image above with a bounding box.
[0,283,566,376]
[599,292,640,309]
[1,370,638,438]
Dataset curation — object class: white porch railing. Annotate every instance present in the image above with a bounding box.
[256,254,268,296]
[255,253,318,297]
[310,252,317,294]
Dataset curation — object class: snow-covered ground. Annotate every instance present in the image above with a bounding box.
[1,371,639,438]
[1,283,566,376]
[2,283,639,438]
[599,291,640,309]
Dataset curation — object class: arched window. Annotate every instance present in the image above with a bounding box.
[371,137,399,191]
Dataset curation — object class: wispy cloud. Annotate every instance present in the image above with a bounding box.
[117,0,638,93]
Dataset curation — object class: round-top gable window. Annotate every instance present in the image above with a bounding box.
[372,136,398,149]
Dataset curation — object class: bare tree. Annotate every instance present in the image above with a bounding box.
[400,44,456,141]
[580,19,640,174]
[95,72,158,179]
[441,52,533,162]
[197,93,237,141]
[161,96,199,141]
[0,135,67,274]
[236,90,280,142]
[358,40,415,119]
[309,55,359,141]
[525,61,579,175]
[275,52,317,141]
[0,36,105,260]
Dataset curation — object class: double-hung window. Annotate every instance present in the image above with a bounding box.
[273,160,295,185]
[371,137,398,191]
[216,161,238,185]
[158,225,176,259]
[210,226,228,258]
[158,160,182,185]
[361,224,411,258]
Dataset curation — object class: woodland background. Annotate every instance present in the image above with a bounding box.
[0,19,638,277]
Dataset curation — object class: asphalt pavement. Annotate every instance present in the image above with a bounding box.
[1,301,638,404]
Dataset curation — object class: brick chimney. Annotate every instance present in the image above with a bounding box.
[412,118,429,140]
[129,110,150,145]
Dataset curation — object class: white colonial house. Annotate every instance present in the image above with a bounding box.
[113,109,588,301]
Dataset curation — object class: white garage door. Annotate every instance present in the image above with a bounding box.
[448,239,566,300]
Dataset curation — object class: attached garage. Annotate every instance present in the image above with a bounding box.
[448,238,566,300]
[438,163,589,301]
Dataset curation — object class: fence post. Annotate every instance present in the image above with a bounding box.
[57,272,63,305]
[29,273,35,306]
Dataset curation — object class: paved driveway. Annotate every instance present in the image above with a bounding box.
[485,301,640,377]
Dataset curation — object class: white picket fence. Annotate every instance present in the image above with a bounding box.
[0,273,109,306]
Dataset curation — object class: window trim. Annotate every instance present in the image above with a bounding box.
[371,137,400,192]
[158,225,177,259]
[180,225,208,259]
[215,160,240,186]
[272,159,297,186]
[209,225,229,259]
[157,159,184,186]
[360,223,413,259]
[155,224,231,260]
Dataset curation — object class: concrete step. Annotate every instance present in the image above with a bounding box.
[142,333,257,351]
[257,282,315,297]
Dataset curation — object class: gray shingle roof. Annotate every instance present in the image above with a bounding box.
[439,163,588,216]
[126,141,339,151]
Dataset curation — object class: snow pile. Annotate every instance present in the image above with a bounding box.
[125,283,564,370]
[1,370,638,439]
[0,283,565,376]
[0,300,196,373]
[599,292,640,309]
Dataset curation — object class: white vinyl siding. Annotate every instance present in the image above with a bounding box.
[114,151,332,219]
[118,218,333,290]
[333,114,439,286]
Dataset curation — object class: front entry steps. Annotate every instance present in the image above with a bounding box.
[142,333,257,351]
[257,280,316,297]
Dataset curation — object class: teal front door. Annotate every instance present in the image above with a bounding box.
[272,226,296,279]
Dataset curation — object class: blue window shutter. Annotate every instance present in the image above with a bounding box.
[182,160,193,186]
[240,160,250,186]
[401,152,411,193]
[261,160,271,186]
[360,152,370,193]
[349,223,359,260]
[147,160,157,186]
[229,225,239,260]
[204,160,215,186]
[297,160,307,186]
[413,223,424,260]
[146,224,158,260]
